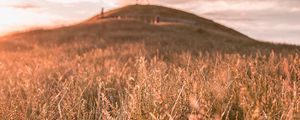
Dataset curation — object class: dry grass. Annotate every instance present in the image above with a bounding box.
[0,37,299,119]
[0,5,299,120]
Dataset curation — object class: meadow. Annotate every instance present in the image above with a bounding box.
[0,5,299,119]
[0,39,299,119]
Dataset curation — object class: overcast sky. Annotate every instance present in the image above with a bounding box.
[0,0,299,45]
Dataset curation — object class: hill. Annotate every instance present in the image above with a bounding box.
[1,5,298,55]
[0,5,299,120]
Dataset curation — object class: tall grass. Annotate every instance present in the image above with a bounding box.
[0,41,299,120]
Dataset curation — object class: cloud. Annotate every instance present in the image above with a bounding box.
[8,3,39,9]
[45,0,101,4]
[0,1,39,9]
[0,6,67,35]
[106,0,195,6]
[0,0,108,36]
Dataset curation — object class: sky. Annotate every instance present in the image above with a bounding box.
[0,0,299,45]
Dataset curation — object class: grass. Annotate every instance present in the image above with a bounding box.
[0,5,299,120]
[0,37,299,119]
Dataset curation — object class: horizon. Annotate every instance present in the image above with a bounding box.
[0,0,299,45]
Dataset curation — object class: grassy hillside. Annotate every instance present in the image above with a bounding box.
[0,5,299,120]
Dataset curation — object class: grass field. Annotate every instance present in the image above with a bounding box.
[0,5,299,120]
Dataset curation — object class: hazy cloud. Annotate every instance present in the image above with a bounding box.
[8,3,39,9]
[0,1,39,9]
[45,0,101,4]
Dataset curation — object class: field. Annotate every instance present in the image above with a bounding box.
[0,5,299,120]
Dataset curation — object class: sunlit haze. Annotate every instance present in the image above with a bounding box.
[0,0,299,45]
